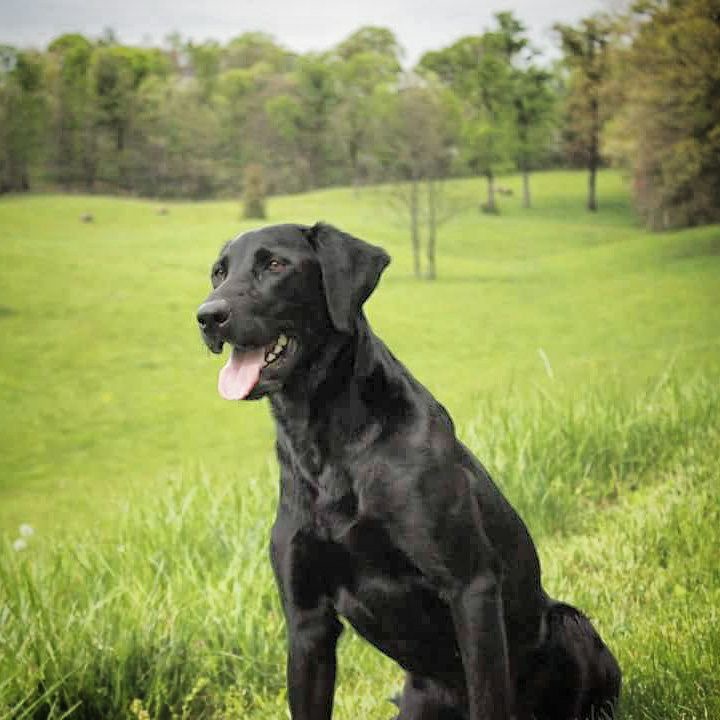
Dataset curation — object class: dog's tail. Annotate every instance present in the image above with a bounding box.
[550,601,621,719]
[521,601,621,720]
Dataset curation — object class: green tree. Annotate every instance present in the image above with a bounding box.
[606,0,720,229]
[90,46,135,155]
[336,26,404,63]
[45,34,95,188]
[555,15,614,211]
[510,65,556,208]
[0,49,47,192]
[266,55,339,189]
[89,45,170,188]
[186,41,222,102]
[333,27,402,186]
[224,32,295,72]
[420,17,518,213]
[128,77,222,197]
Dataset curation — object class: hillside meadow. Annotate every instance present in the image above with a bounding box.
[0,170,719,718]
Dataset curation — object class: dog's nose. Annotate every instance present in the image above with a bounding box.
[197,299,231,331]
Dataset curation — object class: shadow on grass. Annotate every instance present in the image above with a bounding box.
[666,232,720,261]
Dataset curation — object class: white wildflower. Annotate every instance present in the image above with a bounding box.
[19,523,34,538]
[12,538,28,552]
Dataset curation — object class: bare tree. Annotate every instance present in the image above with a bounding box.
[379,74,460,279]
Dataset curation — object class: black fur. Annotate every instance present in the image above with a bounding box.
[197,223,621,720]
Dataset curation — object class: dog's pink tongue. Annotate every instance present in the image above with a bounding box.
[218,347,265,400]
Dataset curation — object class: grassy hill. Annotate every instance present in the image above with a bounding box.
[0,170,717,531]
[0,170,718,718]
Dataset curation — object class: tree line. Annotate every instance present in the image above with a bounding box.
[1,0,718,235]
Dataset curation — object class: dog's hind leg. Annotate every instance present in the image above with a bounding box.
[392,675,466,720]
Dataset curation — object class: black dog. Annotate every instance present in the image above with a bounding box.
[197,223,621,720]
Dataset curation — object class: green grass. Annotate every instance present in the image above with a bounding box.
[1,376,718,720]
[0,170,717,531]
[0,170,719,718]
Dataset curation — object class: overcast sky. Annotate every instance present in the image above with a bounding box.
[0,0,608,64]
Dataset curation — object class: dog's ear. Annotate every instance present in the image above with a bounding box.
[306,223,390,334]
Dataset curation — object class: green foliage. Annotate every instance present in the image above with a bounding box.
[90,47,135,151]
[420,13,546,212]
[0,12,714,224]
[510,66,556,168]
[332,28,403,184]
[335,26,404,65]
[606,0,720,229]
[265,93,303,143]
[224,32,295,73]
[383,78,460,181]
[44,34,95,188]
[128,78,224,197]
[555,15,615,211]
[186,41,222,102]
[0,49,47,192]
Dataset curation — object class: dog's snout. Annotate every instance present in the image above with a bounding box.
[197,298,231,330]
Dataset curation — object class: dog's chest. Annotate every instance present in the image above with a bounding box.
[293,464,463,676]
[314,492,356,540]
[310,489,462,675]
[308,466,394,563]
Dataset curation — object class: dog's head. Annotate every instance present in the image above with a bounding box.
[197,222,390,400]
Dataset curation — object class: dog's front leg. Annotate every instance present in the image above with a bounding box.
[271,520,343,720]
[286,604,343,719]
[449,572,514,720]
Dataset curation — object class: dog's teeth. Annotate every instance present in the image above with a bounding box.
[278,334,288,347]
[266,352,276,362]
[273,343,282,354]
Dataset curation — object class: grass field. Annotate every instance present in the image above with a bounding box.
[0,170,719,719]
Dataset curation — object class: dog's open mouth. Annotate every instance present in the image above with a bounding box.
[218,334,290,400]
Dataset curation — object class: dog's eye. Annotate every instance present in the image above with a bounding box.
[267,258,285,272]
[212,263,226,285]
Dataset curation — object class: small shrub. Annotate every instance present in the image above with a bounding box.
[242,164,267,220]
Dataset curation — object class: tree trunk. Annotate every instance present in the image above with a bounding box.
[588,163,597,212]
[522,163,531,209]
[426,178,437,280]
[410,178,421,278]
[483,169,497,213]
[587,94,599,212]
[83,123,97,191]
[349,135,361,195]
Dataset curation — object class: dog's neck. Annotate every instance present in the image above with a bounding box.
[271,316,378,426]
[269,315,415,471]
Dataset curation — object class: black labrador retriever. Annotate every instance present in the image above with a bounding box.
[197,223,621,720]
